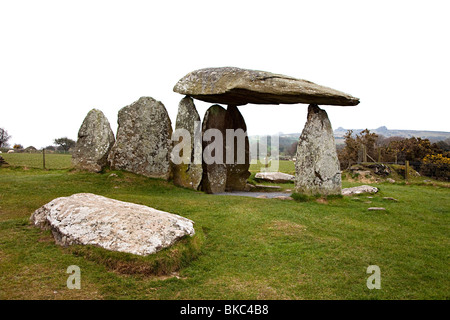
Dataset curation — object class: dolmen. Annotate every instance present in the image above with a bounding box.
[173,66,359,195]
[71,66,359,196]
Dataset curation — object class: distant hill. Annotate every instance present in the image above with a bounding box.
[333,126,450,145]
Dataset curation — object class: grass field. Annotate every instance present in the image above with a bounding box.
[1,153,72,170]
[0,155,449,299]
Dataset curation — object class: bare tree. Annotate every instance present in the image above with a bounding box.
[0,128,11,148]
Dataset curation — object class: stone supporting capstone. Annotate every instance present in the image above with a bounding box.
[201,104,228,194]
[294,104,342,195]
[224,105,250,191]
[172,96,203,190]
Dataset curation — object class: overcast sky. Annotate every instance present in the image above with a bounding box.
[1,0,449,148]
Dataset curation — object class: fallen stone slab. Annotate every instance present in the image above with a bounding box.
[383,197,399,202]
[254,185,282,190]
[30,193,195,256]
[255,172,295,183]
[173,67,360,106]
[274,196,294,200]
[368,207,386,211]
[342,185,378,196]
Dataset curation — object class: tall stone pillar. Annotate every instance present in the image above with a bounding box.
[225,105,250,191]
[201,105,228,194]
[294,104,342,195]
[172,96,203,190]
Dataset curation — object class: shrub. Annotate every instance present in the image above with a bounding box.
[421,154,450,180]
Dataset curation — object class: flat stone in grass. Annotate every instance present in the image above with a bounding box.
[342,185,378,196]
[30,193,195,256]
[368,207,386,211]
[255,172,295,183]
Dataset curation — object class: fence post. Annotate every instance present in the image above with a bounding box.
[362,145,367,163]
[405,160,409,181]
[43,148,46,170]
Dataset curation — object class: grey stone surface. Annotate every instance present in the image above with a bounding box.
[201,104,227,193]
[172,96,203,190]
[295,104,342,195]
[108,97,173,179]
[173,67,360,106]
[30,193,195,256]
[368,207,386,211]
[72,109,115,172]
[255,171,295,182]
[341,185,378,196]
[224,105,251,191]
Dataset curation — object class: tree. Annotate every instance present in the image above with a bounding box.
[0,128,11,148]
[54,137,76,152]
[338,129,379,168]
[387,137,441,163]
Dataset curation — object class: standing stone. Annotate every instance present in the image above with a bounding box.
[172,96,203,190]
[108,97,172,179]
[72,109,115,173]
[295,104,341,195]
[224,105,250,191]
[201,104,227,194]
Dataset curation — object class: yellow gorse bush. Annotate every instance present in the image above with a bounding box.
[423,154,450,165]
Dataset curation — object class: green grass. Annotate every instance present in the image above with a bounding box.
[250,160,295,175]
[1,153,72,170]
[0,155,449,299]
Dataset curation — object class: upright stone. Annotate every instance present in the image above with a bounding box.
[201,105,227,194]
[224,105,250,191]
[172,96,203,190]
[109,97,172,179]
[72,109,115,173]
[294,104,341,195]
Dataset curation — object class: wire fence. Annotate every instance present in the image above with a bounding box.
[353,146,450,181]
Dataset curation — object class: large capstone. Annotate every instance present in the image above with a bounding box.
[201,104,228,194]
[172,96,203,190]
[108,97,173,179]
[72,108,115,173]
[224,105,250,191]
[294,104,341,195]
[30,193,195,256]
[173,67,360,106]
